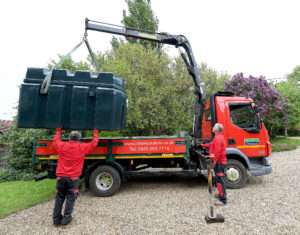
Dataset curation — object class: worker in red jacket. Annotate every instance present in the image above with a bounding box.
[52,128,99,226]
[202,123,227,205]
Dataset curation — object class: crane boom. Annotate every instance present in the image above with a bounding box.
[85,18,205,145]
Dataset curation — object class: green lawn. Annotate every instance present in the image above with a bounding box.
[271,137,300,152]
[0,179,56,218]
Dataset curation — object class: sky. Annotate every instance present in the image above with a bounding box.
[0,0,299,120]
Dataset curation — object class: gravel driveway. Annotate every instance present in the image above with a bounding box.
[1,148,300,235]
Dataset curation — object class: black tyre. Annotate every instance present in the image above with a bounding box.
[224,159,248,189]
[89,165,121,197]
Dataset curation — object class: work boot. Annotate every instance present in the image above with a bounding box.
[53,215,63,226]
[61,215,72,225]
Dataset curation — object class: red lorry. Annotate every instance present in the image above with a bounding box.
[33,19,272,196]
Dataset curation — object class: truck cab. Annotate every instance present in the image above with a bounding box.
[201,92,272,188]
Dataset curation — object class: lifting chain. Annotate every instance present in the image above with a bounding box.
[40,31,100,94]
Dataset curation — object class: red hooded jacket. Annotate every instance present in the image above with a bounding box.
[53,128,99,178]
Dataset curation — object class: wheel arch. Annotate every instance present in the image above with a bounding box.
[226,148,250,169]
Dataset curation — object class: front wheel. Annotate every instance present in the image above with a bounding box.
[224,159,248,189]
[89,165,121,197]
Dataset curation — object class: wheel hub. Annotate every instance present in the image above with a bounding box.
[226,167,240,182]
[96,172,114,191]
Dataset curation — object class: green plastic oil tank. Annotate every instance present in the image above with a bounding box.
[17,68,127,130]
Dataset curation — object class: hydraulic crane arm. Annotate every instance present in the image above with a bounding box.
[86,18,205,145]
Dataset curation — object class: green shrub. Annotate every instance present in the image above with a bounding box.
[0,168,35,182]
[0,120,49,181]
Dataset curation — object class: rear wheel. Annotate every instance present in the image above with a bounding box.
[224,159,248,189]
[89,165,121,197]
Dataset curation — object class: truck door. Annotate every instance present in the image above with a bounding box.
[225,102,266,157]
[201,101,213,142]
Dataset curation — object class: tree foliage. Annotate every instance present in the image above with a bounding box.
[224,73,285,136]
[276,68,300,135]
[288,65,300,82]
[50,55,90,72]
[122,0,159,49]
[123,0,158,32]
[98,43,191,135]
[2,125,47,170]
[94,44,229,135]
[200,63,229,97]
[0,120,48,181]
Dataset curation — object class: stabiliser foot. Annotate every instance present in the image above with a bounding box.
[205,214,225,224]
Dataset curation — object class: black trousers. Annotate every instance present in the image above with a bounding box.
[53,177,80,223]
[214,164,227,203]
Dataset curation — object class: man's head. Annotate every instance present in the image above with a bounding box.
[69,131,81,141]
[212,123,224,133]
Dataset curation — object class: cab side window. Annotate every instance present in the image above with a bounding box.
[229,103,257,130]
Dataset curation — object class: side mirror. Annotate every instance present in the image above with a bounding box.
[251,103,262,113]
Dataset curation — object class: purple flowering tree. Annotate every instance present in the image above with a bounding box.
[224,73,285,136]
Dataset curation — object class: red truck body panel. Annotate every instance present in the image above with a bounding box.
[36,137,187,159]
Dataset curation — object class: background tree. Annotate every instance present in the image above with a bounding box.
[99,43,190,135]
[225,73,284,136]
[122,0,159,49]
[276,66,300,136]
[288,65,300,82]
[94,46,230,136]
[0,119,48,181]
[276,81,300,135]
[49,55,90,72]
[200,63,229,97]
